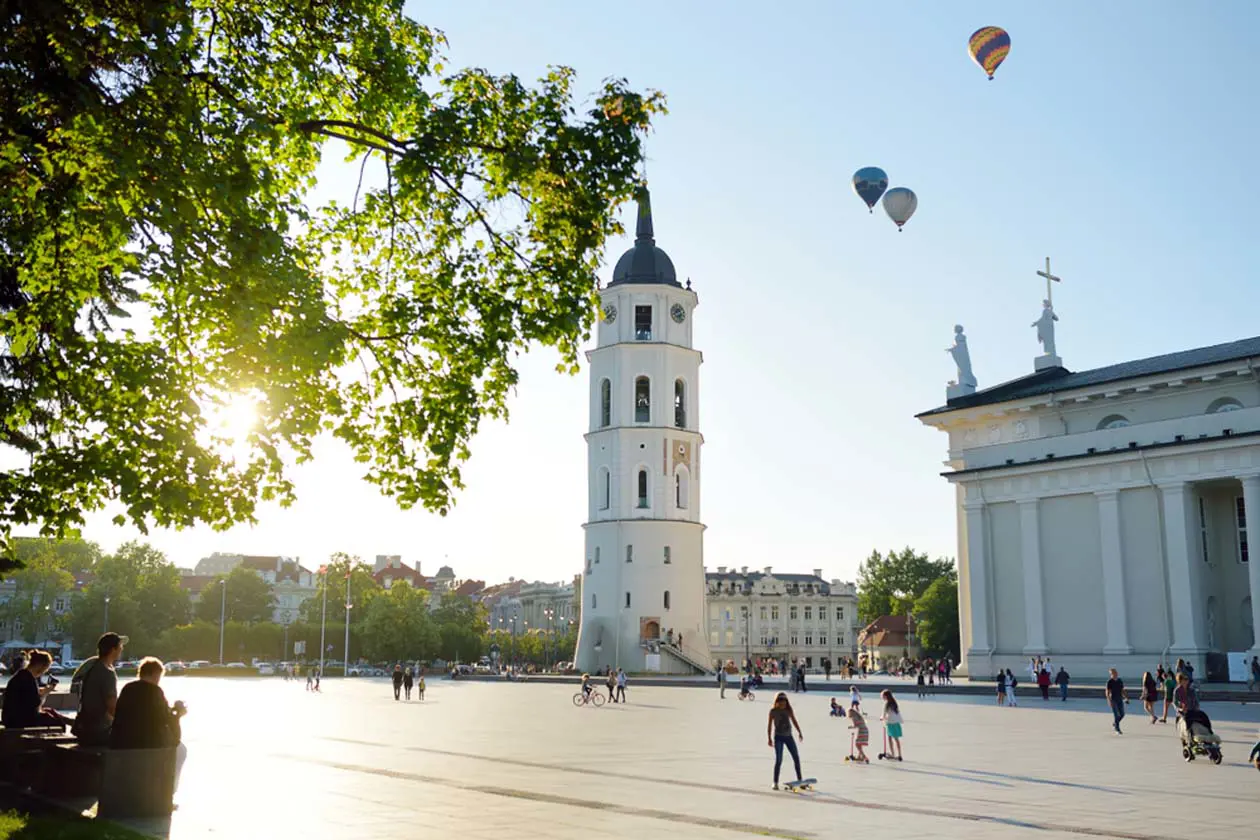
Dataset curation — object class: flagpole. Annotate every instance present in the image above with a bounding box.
[319,569,328,676]
[343,564,352,676]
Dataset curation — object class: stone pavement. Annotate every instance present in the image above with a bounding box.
[116,676,1260,839]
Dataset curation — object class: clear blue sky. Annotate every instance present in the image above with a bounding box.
[74,1,1260,583]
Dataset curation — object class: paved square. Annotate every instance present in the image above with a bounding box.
[135,676,1259,839]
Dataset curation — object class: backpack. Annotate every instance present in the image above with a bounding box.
[1010,676,1018,687]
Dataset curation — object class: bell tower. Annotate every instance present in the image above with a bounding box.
[575,188,710,674]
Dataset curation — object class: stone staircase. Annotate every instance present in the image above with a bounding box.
[658,642,712,675]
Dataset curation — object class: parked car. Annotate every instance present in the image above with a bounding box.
[187,660,212,669]
[256,662,276,676]
[449,664,473,678]
[166,661,187,674]
[225,662,248,669]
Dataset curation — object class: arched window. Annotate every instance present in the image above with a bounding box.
[599,378,611,427]
[625,591,632,608]
[664,590,671,610]
[637,469,649,509]
[635,376,650,423]
[1097,414,1130,430]
[598,467,610,510]
[675,466,690,509]
[592,593,597,609]
[1207,397,1243,414]
[594,547,600,564]
[674,379,686,428]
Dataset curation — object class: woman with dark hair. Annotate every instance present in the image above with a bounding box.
[1141,671,1159,723]
[766,692,804,790]
[1,650,70,729]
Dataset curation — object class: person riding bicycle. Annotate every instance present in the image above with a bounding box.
[739,675,753,699]
[581,673,592,699]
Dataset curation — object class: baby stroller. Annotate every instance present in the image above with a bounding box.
[1177,709,1222,764]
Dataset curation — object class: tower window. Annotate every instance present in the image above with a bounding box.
[1098,414,1130,430]
[674,379,686,428]
[663,546,671,565]
[600,379,611,427]
[634,305,652,341]
[625,591,632,608]
[635,376,650,423]
[592,593,597,609]
[637,469,649,508]
[664,591,671,610]
[675,467,690,509]
[626,545,633,563]
[599,468,610,510]
[595,547,600,564]
[1237,496,1249,563]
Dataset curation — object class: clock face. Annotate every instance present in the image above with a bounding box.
[602,304,617,324]
[670,303,686,323]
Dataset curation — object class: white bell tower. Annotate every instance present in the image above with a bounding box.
[575,188,711,675]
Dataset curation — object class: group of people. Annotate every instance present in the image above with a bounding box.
[1,633,188,792]
[996,659,1072,705]
[389,664,426,701]
[770,686,905,787]
[578,668,627,703]
[1106,659,1206,734]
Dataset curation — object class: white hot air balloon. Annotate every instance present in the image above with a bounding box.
[882,187,918,231]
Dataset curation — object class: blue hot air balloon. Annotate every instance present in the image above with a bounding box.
[852,167,889,214]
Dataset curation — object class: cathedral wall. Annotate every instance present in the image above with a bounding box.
[1041,493,1106,654]
[1119,486,1170,654]
[987,502,1024,654]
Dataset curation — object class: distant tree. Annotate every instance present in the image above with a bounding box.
[13,538,102,576]
[857,547,955,624]
[298,553,381,624]
[359,582,437,662]
[69,541,190,653]
[912,572,960,658]
[194,566,275,625]
[0,547,74,642]
[431,592,487,663]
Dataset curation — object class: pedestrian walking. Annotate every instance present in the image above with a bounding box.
[995,669,1006,706]
[1249,656,1260,695]
[1004,669,1019,706]
[1105,667,1128,734]
[718,667,728,699]
[417,673,426,700]
[305,666,313,691]
[797,662,807,693]
[766,692,805,790]
[1160,667,1175,722]
[616,668,627,703]
[403,667,414,701]
[849,684,862,712]
[392,664,404,701]
[916,669,925,699]
[1141,670,1158,723]
[1055,666,1070,702]
[1037,666,1051,701]
[606,670,617,703]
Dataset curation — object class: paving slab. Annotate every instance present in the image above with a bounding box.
[108,676,1259,839]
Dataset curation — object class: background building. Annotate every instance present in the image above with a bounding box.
[857,615,921,670]
[575,189,710,675]
[194,552,243,576]
[241,556,316,625]
[705,567,858,670]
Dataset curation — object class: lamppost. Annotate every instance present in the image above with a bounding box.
[741,606,751,671]
[543,607,555,671]
[218,579,227,665]
[102,594,111,633]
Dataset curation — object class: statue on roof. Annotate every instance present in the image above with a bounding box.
[947,325,977,389]
[1032,299,1059,359]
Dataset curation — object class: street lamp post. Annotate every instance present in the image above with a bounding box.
[102,595,110,633]
[218,579,227,665]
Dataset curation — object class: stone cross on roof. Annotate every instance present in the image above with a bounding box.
[1036,257,1061,307]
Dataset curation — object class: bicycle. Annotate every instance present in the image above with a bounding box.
[572,689,606,707]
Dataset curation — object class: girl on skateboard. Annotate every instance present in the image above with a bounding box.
[879,689,903,760]
[766,692,805,790]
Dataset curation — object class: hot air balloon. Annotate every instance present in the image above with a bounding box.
[968,26,1011,80]
[882,188,917,231]
[852,167,888,214]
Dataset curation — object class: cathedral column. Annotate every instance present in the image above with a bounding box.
[1096,490,1133,655]
[1238,474,1260,657]
[1016,499,1047,654]
[962,501,992,656]
[1160,481,1202,654]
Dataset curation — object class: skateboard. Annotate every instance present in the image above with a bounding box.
[782,777,817,792]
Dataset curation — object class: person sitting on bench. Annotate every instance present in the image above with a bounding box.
[1,649,70,729]
[110,657,187,791]
[71,632,124,746]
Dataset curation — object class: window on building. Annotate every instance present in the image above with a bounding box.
[635,376,650,423]
[599,378,611,427]
[664,546,672,564]
[1237,496,1249,563]
[836,606,844,621]
[790,635,798,646]
[760,636,768,646]
[838,633,844,645]
[790,606,798,620]
[675,468,689,509]
[674,379,686,428]
[663,591,671,610]
[1200,497,1211,564]
[771,606,779,621]
[819,635,827,646]
[599,467,610,510]
[637,469,649,508]
[805,635,813,646]
[805,657,813,668]
[759,606,767,621]
[804,606,812,621]
[726,630,734,646]
[710,632,719,646]
[1208,397,1244,414]
[1098,414,1130,430]
[634,305,652,340]
[625,591,631,608]
[626,545,633,563]
[592,593,597,609]
[595,547,601,564]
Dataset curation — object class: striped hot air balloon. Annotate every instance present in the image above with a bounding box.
[968,26,1011,80]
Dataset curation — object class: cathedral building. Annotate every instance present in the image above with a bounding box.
[574,189,710,675]
[920,274,1260,681]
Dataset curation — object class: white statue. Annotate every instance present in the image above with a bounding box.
[947,325,977,388]
[1032,299,1059,358]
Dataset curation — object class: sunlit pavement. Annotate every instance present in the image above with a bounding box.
[122,676,1260,839]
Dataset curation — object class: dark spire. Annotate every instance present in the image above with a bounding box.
[634,186,654,243]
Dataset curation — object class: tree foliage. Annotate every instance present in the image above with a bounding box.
[69,540,189,652]
[298,553,381,623]
[912,574,960,658]
[431,592,486,662]
[193,564,275,624]
[0,545,74,641]
[0,0,663,558]
[856,547,955,624]
[358,581,436,662]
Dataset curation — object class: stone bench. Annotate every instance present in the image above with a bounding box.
[34,742,106,799]
[97,748,178,818]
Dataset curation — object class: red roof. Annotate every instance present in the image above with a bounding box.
[453,579,486,597]
[373,563,426,588]
[179,575,217,596]
[241,556,281,572]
